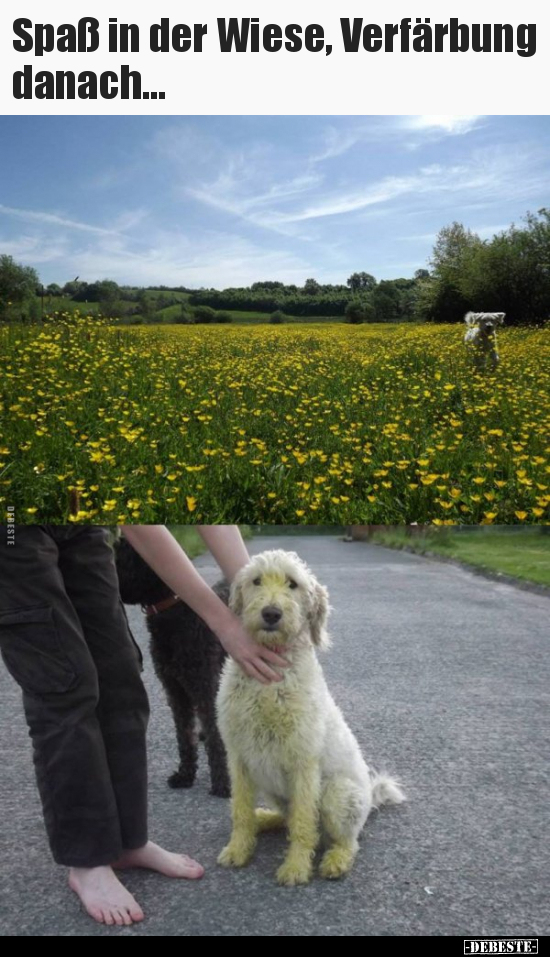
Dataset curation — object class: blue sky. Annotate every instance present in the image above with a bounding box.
[0,115,548,288]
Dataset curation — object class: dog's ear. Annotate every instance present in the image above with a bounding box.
[229,575,244,616]
[308,581,331,649]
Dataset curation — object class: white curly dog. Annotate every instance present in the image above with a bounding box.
[464,312,505,371]
[216,550,405,885]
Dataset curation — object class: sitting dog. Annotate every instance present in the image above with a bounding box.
[115,538,230,797]
[464,311,505,371]
[217,550,404,885]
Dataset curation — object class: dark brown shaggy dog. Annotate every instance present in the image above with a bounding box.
[115,538,230,797]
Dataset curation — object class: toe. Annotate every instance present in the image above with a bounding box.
[129,903,145,922]
[276,861,311,885]
[88,906,105,924]
[180,855,204,878]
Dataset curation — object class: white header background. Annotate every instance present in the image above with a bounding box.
[0,0,548,115]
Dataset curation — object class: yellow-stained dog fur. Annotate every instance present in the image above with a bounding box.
[216,550,405,885]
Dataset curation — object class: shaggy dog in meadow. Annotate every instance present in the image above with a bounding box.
[115,538,230,797]
[464,311,505,371]
[216,550,405,885]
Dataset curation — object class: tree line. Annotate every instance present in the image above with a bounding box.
[1,208,548,324]
[417,209,550,324]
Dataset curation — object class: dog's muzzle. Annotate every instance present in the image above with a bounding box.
[261,605,283,630]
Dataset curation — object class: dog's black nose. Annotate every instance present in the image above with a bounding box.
[261,605,282,626]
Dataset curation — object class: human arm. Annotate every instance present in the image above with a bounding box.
[194,526,250,583]
[119,525,286,684]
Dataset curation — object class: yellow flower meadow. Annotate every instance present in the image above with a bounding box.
[1,314,549,524]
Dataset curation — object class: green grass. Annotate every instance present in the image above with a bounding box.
[372,529,550,586]
[168,525,252,559]
[152,304,189,323]
[25,299,382,326]
[168,526,207,559]
[225,310,345,324]
[39,297,102,316]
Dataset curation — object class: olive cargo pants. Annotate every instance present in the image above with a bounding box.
[0,526,150,866]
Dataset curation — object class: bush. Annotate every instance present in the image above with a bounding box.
[215,311,233,324]
[0,255,40,320]
[193,305,216,324]
[269,310,286,324]
[345,300,368,324]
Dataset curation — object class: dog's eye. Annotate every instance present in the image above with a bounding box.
[253,577,261,586]
[288,579,298,589]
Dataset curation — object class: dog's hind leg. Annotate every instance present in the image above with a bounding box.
[160,676,199,789]
[218,758,258,867]
[319,778,367,879]
[197,697,231,798]
[276,759,321,886]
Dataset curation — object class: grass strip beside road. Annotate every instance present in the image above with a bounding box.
[371,529,550,588]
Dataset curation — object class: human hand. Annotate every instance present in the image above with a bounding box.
[214,614,288,684]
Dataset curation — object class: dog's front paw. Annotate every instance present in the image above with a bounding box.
[210,780,231,799]
[319,845,355,880]
[217,840,254,868]
[276,856,312,886]
[168,770,196,789]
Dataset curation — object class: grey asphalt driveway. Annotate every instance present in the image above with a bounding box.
[0,535,548,936]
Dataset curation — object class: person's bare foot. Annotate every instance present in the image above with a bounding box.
[113,841,205,879]
[69,866,144,926]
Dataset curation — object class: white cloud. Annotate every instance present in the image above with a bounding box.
[3,220,316,288]
[0,204,116,236]
[401,115,485,135]
[310,126,364,163]
[0,232,69,263]
[271,148,545,226]
[69,234,313,288]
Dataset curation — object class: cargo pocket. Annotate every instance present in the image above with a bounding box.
[0,605,77,694]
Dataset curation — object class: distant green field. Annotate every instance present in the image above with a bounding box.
[35,298,342,326]
[41,296,102,316]
[226,310,345,324]
[34,291,191,323]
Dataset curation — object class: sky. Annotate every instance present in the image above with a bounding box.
[0,115,548,289]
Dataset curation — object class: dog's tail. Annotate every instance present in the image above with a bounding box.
[371,772,406,808]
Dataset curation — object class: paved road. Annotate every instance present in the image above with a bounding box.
[0,536,548,937]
